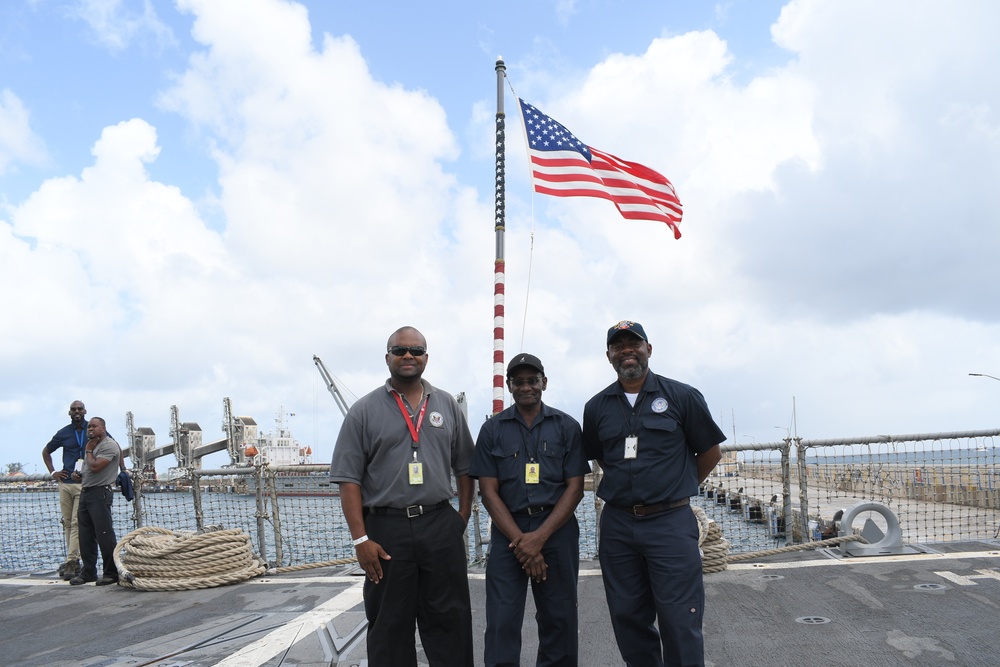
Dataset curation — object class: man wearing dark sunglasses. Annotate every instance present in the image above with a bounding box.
[583,321,725,667]
[470,353,589,667]
[41,400,88,580]
[331,326,475,666]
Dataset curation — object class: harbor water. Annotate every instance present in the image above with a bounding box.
[0,489,779,573]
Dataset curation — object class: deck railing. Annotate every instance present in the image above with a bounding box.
[3,428,998,573]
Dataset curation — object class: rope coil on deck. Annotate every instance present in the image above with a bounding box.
[114,526,268,591]
[113,526,360,590]
[693,505,730,573]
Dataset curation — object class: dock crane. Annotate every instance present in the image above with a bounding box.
[312,355,353,418]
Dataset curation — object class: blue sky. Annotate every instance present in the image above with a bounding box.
[2,0,999,474]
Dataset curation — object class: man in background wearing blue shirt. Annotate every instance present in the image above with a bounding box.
[471,353,589,667]
[583,321,725,667]
[41,400,88,580]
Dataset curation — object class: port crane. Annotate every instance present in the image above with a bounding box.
[312,355,354,418]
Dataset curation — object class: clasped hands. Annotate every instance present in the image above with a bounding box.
[510,532,547,582]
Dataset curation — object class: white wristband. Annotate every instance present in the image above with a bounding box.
[352,535,369,547]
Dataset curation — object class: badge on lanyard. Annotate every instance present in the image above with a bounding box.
[409,458,424,485]
[394,392,428,486]
[625,436,638,459]
[75,430,86,472]
[525,462,540,484]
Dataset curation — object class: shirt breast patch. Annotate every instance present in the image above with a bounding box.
[429,412,444,428]
[651,397,668,413]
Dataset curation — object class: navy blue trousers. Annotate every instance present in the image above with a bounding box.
[598,504,704,667]
[484,514,580,667]
[77,486,118,580]
[363,506,473,667]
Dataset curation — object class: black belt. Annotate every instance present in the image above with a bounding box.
[368,499,450,518]
[612,497,690,516]
[513,505,548,516]
[83,485,113,492]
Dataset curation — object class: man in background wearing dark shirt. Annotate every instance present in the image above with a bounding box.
[41,400,88,580]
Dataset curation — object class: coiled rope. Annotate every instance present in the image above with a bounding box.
[114,525,360,591]
[114,526,268,591]
[694,505,730,573]
[692,505,867,573]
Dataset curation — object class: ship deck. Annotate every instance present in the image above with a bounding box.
[3,540,1000,666]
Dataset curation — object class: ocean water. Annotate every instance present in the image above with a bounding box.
[0,489,776,573]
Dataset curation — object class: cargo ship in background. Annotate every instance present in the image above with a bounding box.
[246,407,337,497]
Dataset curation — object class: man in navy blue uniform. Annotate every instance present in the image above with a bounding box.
[583,321,724,667]
[471,353,589,667]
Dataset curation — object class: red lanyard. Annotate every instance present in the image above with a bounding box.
[393,392,428,446]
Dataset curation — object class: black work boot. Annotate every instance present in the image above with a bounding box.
[60,559,81,581]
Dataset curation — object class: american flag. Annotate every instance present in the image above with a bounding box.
[518,98,683,239]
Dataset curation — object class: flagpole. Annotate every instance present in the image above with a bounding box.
[492,57,507,416]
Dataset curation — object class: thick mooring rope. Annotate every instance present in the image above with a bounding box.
[692,505,868,573]
[114,526,268,591]
[269,558,358,574]
[114,526,359,590]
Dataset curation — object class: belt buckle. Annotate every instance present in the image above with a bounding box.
[405,505,423,518]
[632,504,647,517]
[527,506,544,516]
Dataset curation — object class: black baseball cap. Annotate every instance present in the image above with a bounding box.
[607,320,649,345]
[506,353,545,376]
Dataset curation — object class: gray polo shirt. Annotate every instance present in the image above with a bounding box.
[331,379,474,508]
[81,436,120,488]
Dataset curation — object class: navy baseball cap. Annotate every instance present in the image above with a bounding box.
[507,353,545,376]
[607,320,649,346]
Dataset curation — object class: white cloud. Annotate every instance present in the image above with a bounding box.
[70,0,175,52]
[3,0,496,469]
[554,0,578,25]
[3,0,1000,475]
[0,89,47,174]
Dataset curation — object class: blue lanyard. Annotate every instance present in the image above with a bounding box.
[75,428,86,455]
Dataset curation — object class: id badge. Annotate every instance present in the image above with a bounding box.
[74,458,84,473]
[409,461,424,485]
[525,463,540,484]
[624,436,638,459]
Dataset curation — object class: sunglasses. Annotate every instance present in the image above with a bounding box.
[508,376,542,388]
[388,346,427,357]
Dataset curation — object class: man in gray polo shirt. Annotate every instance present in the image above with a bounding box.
[70,416,120,586]
[330,325,475,667]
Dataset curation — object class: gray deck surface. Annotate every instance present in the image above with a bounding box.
[2,540,1000,666]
